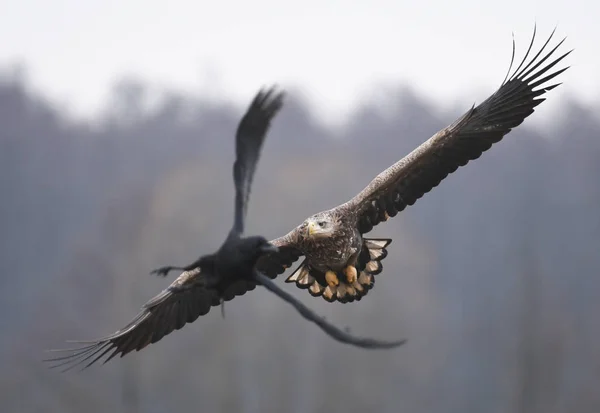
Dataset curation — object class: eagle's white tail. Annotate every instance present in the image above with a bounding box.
[285,238,392,303]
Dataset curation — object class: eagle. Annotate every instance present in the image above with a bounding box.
[255,26,572,304]
[45,86,404,371]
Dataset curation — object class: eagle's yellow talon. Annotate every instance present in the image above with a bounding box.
[344,265,357,284]
[325,270,339,287]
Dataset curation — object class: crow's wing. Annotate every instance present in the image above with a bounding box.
[254,272,406,349]
[340,26,571,234]
[44,264,237,371]
[232,86,284,234]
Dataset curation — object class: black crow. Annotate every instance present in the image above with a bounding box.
[45,86,405,372]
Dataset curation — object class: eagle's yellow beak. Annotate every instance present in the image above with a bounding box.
[307,221,317,236]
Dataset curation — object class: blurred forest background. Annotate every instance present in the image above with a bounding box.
[1,63,599,413]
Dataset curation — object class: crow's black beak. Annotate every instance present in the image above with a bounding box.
[260,244,279,254]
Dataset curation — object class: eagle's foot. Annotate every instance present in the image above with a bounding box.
[344,265,358,284]
[325,270,339,287]
[383,211,390,221]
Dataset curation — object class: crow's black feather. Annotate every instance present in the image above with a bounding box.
[44,85,404,372]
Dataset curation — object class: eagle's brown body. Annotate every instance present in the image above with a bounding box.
[257,204,393,303]
[284,210,380,303]
[296,212,360,272]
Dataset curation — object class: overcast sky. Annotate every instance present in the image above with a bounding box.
[0,0,596,126]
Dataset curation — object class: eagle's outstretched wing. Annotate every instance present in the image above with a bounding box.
[43,263,236,371]
[233,86,284,235]
[342,26,571,233]
[255,229,305,279]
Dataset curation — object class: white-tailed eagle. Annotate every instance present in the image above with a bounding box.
[256,26,572,304]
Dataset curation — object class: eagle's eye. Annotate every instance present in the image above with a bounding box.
[318,221,326,227]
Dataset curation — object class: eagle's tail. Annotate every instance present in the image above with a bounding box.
[285,238,392,304]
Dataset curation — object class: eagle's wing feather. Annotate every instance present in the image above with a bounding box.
[255,228,305,279]
[342,26,571,234]
[233,86,284,234]
[44,265,230,371]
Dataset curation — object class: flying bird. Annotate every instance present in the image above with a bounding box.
[45,86,405,371]
[256,26,572,304]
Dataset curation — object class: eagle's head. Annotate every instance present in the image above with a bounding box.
[303,211,338,240]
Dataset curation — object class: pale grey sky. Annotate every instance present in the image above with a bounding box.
[0,0,596,126]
